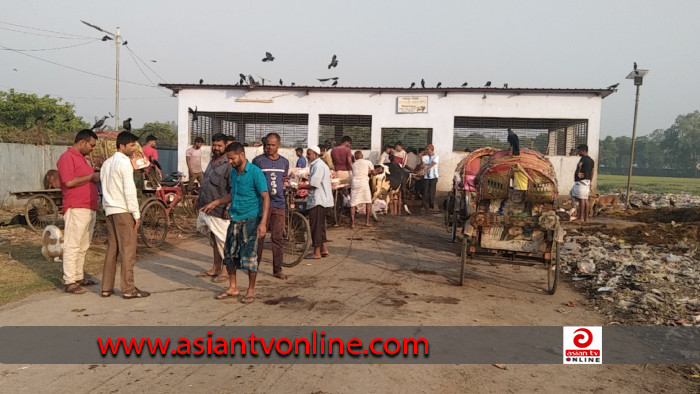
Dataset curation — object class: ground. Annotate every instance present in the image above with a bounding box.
[0,209,698,393]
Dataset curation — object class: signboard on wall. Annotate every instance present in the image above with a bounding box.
[397,96,428,113]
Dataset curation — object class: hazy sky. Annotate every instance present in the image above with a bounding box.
[1,0,698,138]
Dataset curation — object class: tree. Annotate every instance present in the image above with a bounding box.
[133,121,178,148]
[598,136,617,168]
[661,111,700,170]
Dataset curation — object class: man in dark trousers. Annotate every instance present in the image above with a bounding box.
[299,146,333,259]
[252,133,289,280]
[573,144,595,222]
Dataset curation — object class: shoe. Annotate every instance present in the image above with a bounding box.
[123,288,150,299]
[65,283,85,294]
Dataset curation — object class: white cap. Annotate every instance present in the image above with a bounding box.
[307,145,321,156]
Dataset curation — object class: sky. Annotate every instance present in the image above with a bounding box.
[1,0,699,138]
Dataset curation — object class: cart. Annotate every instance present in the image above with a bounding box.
[9,189,63,232]
[459,149,564,294]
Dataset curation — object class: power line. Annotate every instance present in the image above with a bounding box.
[0,42,159,88]
[125,46,167,83]
[0,20,95,39]
[0,26,92,40]
[0,40,97,52]
[126,47,157,86]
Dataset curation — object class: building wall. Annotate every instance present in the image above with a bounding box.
[0,143,66,205]
[176,89,603,195]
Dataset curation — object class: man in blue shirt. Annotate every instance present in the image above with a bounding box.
[298,146,333,259]
[201,142,269,303]
[252,133,289,280]
[295,147,307,168]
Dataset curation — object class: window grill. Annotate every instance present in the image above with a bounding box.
[381,128,433,150]
[318,114,372,149]
[453,117,588,156]
[189,112,308,147]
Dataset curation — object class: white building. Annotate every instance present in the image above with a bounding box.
[161,84,615,195]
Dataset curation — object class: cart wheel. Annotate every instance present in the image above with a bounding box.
[444,193,455,229]
[459,237,470,286]
[173,195,198,234]
[139,199,169,248]
[25,195,59,232]
[547,241,560,295]
[282,211,311,267]
[91,212,108,244]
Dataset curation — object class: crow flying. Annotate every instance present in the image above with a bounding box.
[101,35,112,41]
[328,54,338,69]
[188,106,198,122]
[123,117,132,131]
[262,52,275,62]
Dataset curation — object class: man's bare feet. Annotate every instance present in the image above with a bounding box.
[273,272,288,280]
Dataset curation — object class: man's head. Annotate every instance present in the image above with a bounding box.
[73,129,98,156]
[307,146,321,162]
[295,147,304,157]
[211,133,227,158]
[194,137,204,149]
[116,132,139,157]
[384,145,393,154]
[341,136,352,147]
[145,135,157,147]
[417,147,426,156]
[264,133,281,156]
[354,150,363,160]
[577,144,589,156]
[425,144,434,155]
[225,142,246,168]
[394,141,403,152]
[226,135,235,146]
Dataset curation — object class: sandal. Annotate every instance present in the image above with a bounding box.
[241,295,256,304]
[215,291,238,300]
[65,283,85,294]
[123,288,151,299]
[101,290,114,298]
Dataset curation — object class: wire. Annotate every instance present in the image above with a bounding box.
[0,20,95,39]
[0,42,158,88]
[125,46,167,83]
[0,26,92,40]
[0,40,97,52]
[126,47,157,86]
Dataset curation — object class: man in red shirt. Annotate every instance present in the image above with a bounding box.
[142,135,162,180]
[331,135,354,183]
[56,129,100,294]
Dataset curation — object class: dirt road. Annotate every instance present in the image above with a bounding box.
[0,213,695,393]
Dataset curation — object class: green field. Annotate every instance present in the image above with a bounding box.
[597,174,700,195]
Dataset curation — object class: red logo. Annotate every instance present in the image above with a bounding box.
[573,328,593,348]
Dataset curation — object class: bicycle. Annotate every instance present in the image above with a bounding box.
[280,188,312,267]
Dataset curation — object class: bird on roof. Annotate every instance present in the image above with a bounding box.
[507,129,520,156]
[188,106,198,122]
[485,81,491,87]
[91,115,108,130]
[421,79,425,88]
[607,83,619,90]
[101,35,112,41]
[122,40,128,46]
[317,78,330,83]
[503,83,509,88]
[332,80,338,86]
[461,82,468,87]
[634,62,637,71]
[262,52,275,62]
[239,73,246,81]
[329,77,339,80]
[409,82,415,88]
[328,54,338,69]
[279,79,283,85]
[291,82,295,86]
[248,75,256,86]
[199,79,203,84]
[436,82,442,88]
[123,117,132,131]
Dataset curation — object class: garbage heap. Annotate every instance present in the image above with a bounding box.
[560,229,700,326]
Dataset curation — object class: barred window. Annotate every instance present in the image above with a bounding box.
[381,128,433,150]
[189,112,308,147]
[318,114,371,150]
[453,117,588,156]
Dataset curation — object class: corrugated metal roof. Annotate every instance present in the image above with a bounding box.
[159,83,618,99]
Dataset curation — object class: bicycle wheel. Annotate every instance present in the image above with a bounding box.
[282,211,311,267]
[547,241,560,295]
[444,193,455,230]
[25,195,58,232]
[91,211,108,244]
[139,199,169,248]
[173,195,199,233]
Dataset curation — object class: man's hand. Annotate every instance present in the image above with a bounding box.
[134,219,141,230]
[200,200,219,213]
[577,172,584,180]
[257,223,267,239]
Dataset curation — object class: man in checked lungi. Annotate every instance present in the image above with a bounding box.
[201,142,270,304]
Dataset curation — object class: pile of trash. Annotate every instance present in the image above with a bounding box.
[627,192,700,209]
[560,229,700,326]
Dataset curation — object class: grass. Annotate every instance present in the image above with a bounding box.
[597,174,700,195]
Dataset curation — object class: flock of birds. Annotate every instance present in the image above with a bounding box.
[90,113,132,131]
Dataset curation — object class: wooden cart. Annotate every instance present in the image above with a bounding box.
[459,149,563,294]
[10,189,63,232]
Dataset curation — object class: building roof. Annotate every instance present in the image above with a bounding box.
[159,83,617,99]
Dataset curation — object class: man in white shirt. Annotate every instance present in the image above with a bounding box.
[100,131,150,299]
[298,146,333,259]
[421,144,440,213]
[350,150,377,228]
[185,137,204,194]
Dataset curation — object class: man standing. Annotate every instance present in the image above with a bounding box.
[202,143,269,303]
[252,133,289,280]
[100,132,150,299]
[379,145,394,165]
[295,147,307,168]
[350,150,377,228]
[393,141,407,167]
[299,146,333,259]
[573,144,595,222]
[422,144,440,213]
[196,133,231,283]
[331,136,353,183]
[142,135,162,180]
[186,137,204,194]
[56,129,100,294]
